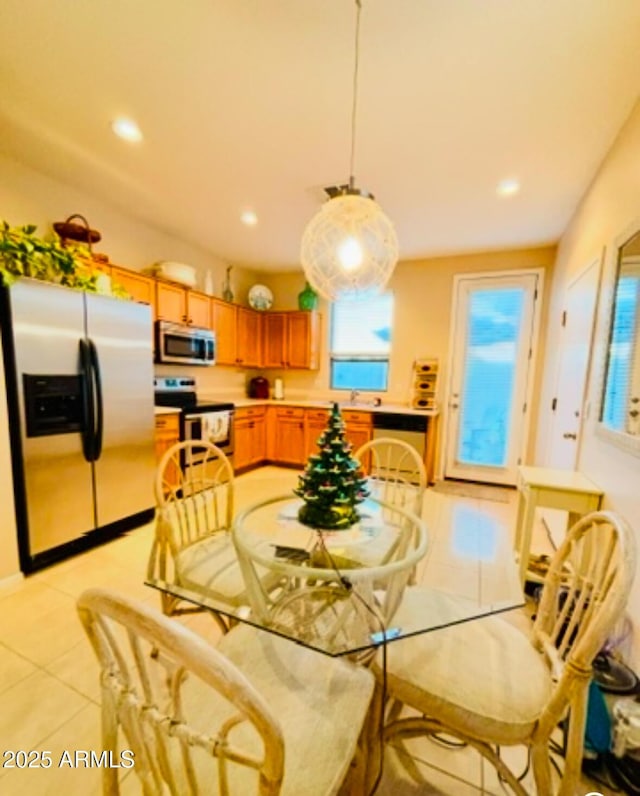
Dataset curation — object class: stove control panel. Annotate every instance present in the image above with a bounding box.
[154,376,195,392]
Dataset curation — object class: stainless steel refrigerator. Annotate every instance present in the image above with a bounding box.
[0,278,156,572]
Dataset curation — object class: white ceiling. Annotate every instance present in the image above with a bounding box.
[0,0,639,272]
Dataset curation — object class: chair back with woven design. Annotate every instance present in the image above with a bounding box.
[78,587,284,795]
[531,510,636,791]
[147,441,235,620]
[355,438,426,521]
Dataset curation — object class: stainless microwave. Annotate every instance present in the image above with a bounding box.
[155,320,216,366]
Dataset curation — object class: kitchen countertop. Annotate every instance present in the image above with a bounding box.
[154,406,181,416]
[230,398,439,417]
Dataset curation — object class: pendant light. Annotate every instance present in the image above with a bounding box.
[300,0,398,302]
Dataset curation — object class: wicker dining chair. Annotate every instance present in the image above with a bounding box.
[78,587,375,795]
[378,510,636,795]
[147,440,280,632]
[354,437,427,519]
[355,437,427,584]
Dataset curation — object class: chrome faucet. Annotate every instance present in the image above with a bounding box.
[349,389,360,405]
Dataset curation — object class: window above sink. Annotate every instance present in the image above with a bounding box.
[330,292,393,391]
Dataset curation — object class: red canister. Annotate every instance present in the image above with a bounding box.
[248,377,270,399]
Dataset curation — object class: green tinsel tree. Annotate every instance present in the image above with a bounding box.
[294,402,369,530]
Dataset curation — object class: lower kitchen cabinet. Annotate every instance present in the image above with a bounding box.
[304,407,331,461]
[154,411,180,490]
[270,407,306,466]
[341,410,373,455]
[234,406,267,472]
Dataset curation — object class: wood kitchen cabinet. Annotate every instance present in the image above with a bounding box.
[234,406,267,472]
[341,410,373,453]
[110,265,156,310]
[211,301,262,368]
[211,299,236,365]
[155,281,186,323]
[262,311,320,370]
[262,313,287,368]
[269,407,306,466]
[156,282,211,327]
[288,311,320,369]
[188,291,211,328]
[304,407,331,461]
[154,411,180,491]
[236,307,262,367]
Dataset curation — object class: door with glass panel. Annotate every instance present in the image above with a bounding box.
[444,273,540,485]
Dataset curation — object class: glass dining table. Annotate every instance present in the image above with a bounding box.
[146,493,525,658]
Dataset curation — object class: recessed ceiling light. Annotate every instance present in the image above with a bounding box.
[241,210,258,226]
[111,117,143,143]
[497,178,520,197]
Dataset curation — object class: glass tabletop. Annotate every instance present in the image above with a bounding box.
[147,493,525,658]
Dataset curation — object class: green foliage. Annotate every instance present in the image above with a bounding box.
[294,403,370,530]
[0,221,98,292]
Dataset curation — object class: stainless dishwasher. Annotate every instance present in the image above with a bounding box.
[372,412,427,473]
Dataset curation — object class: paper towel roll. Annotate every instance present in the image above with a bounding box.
[273,378,284,400]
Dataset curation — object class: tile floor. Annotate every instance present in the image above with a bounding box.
[0,467,617,795]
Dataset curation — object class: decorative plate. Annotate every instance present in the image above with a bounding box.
[248,284,274,311]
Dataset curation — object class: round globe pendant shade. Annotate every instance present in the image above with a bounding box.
[300,193,399,301]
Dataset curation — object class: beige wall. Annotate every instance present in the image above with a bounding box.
[536,99,640,665]
[262,246,556,467]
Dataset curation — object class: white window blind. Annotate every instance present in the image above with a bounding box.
[602,271,640,431]
[331,293,393,356]
[330,293,393,390]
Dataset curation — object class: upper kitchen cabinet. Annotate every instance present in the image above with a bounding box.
[110,265,156,311]
[187,291,211,328]
[211,298,236,365]
[156,282,211,327]
[262,311,321,370]
[155,281,186,323]
[236,307,262,368]
[262,312,287,368]
[210,300,263,368]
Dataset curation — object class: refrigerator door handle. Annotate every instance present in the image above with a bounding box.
[88,338,104,460]
[79,338,96,462]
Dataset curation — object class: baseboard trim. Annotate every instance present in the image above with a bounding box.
[0,571,24,590]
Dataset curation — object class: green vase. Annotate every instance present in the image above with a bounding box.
[298,281,318,311]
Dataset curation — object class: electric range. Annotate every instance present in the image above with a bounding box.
[154,377,235,460]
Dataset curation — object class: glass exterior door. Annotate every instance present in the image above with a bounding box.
[445,273,540,485]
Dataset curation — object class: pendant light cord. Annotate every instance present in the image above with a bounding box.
[348,0,362,191]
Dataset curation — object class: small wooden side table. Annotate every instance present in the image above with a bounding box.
[514,466,603,586]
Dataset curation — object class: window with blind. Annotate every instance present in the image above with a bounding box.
[330,293,393,390]
[601,270,640,431]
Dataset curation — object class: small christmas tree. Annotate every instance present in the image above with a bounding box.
[294,403,369,529]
